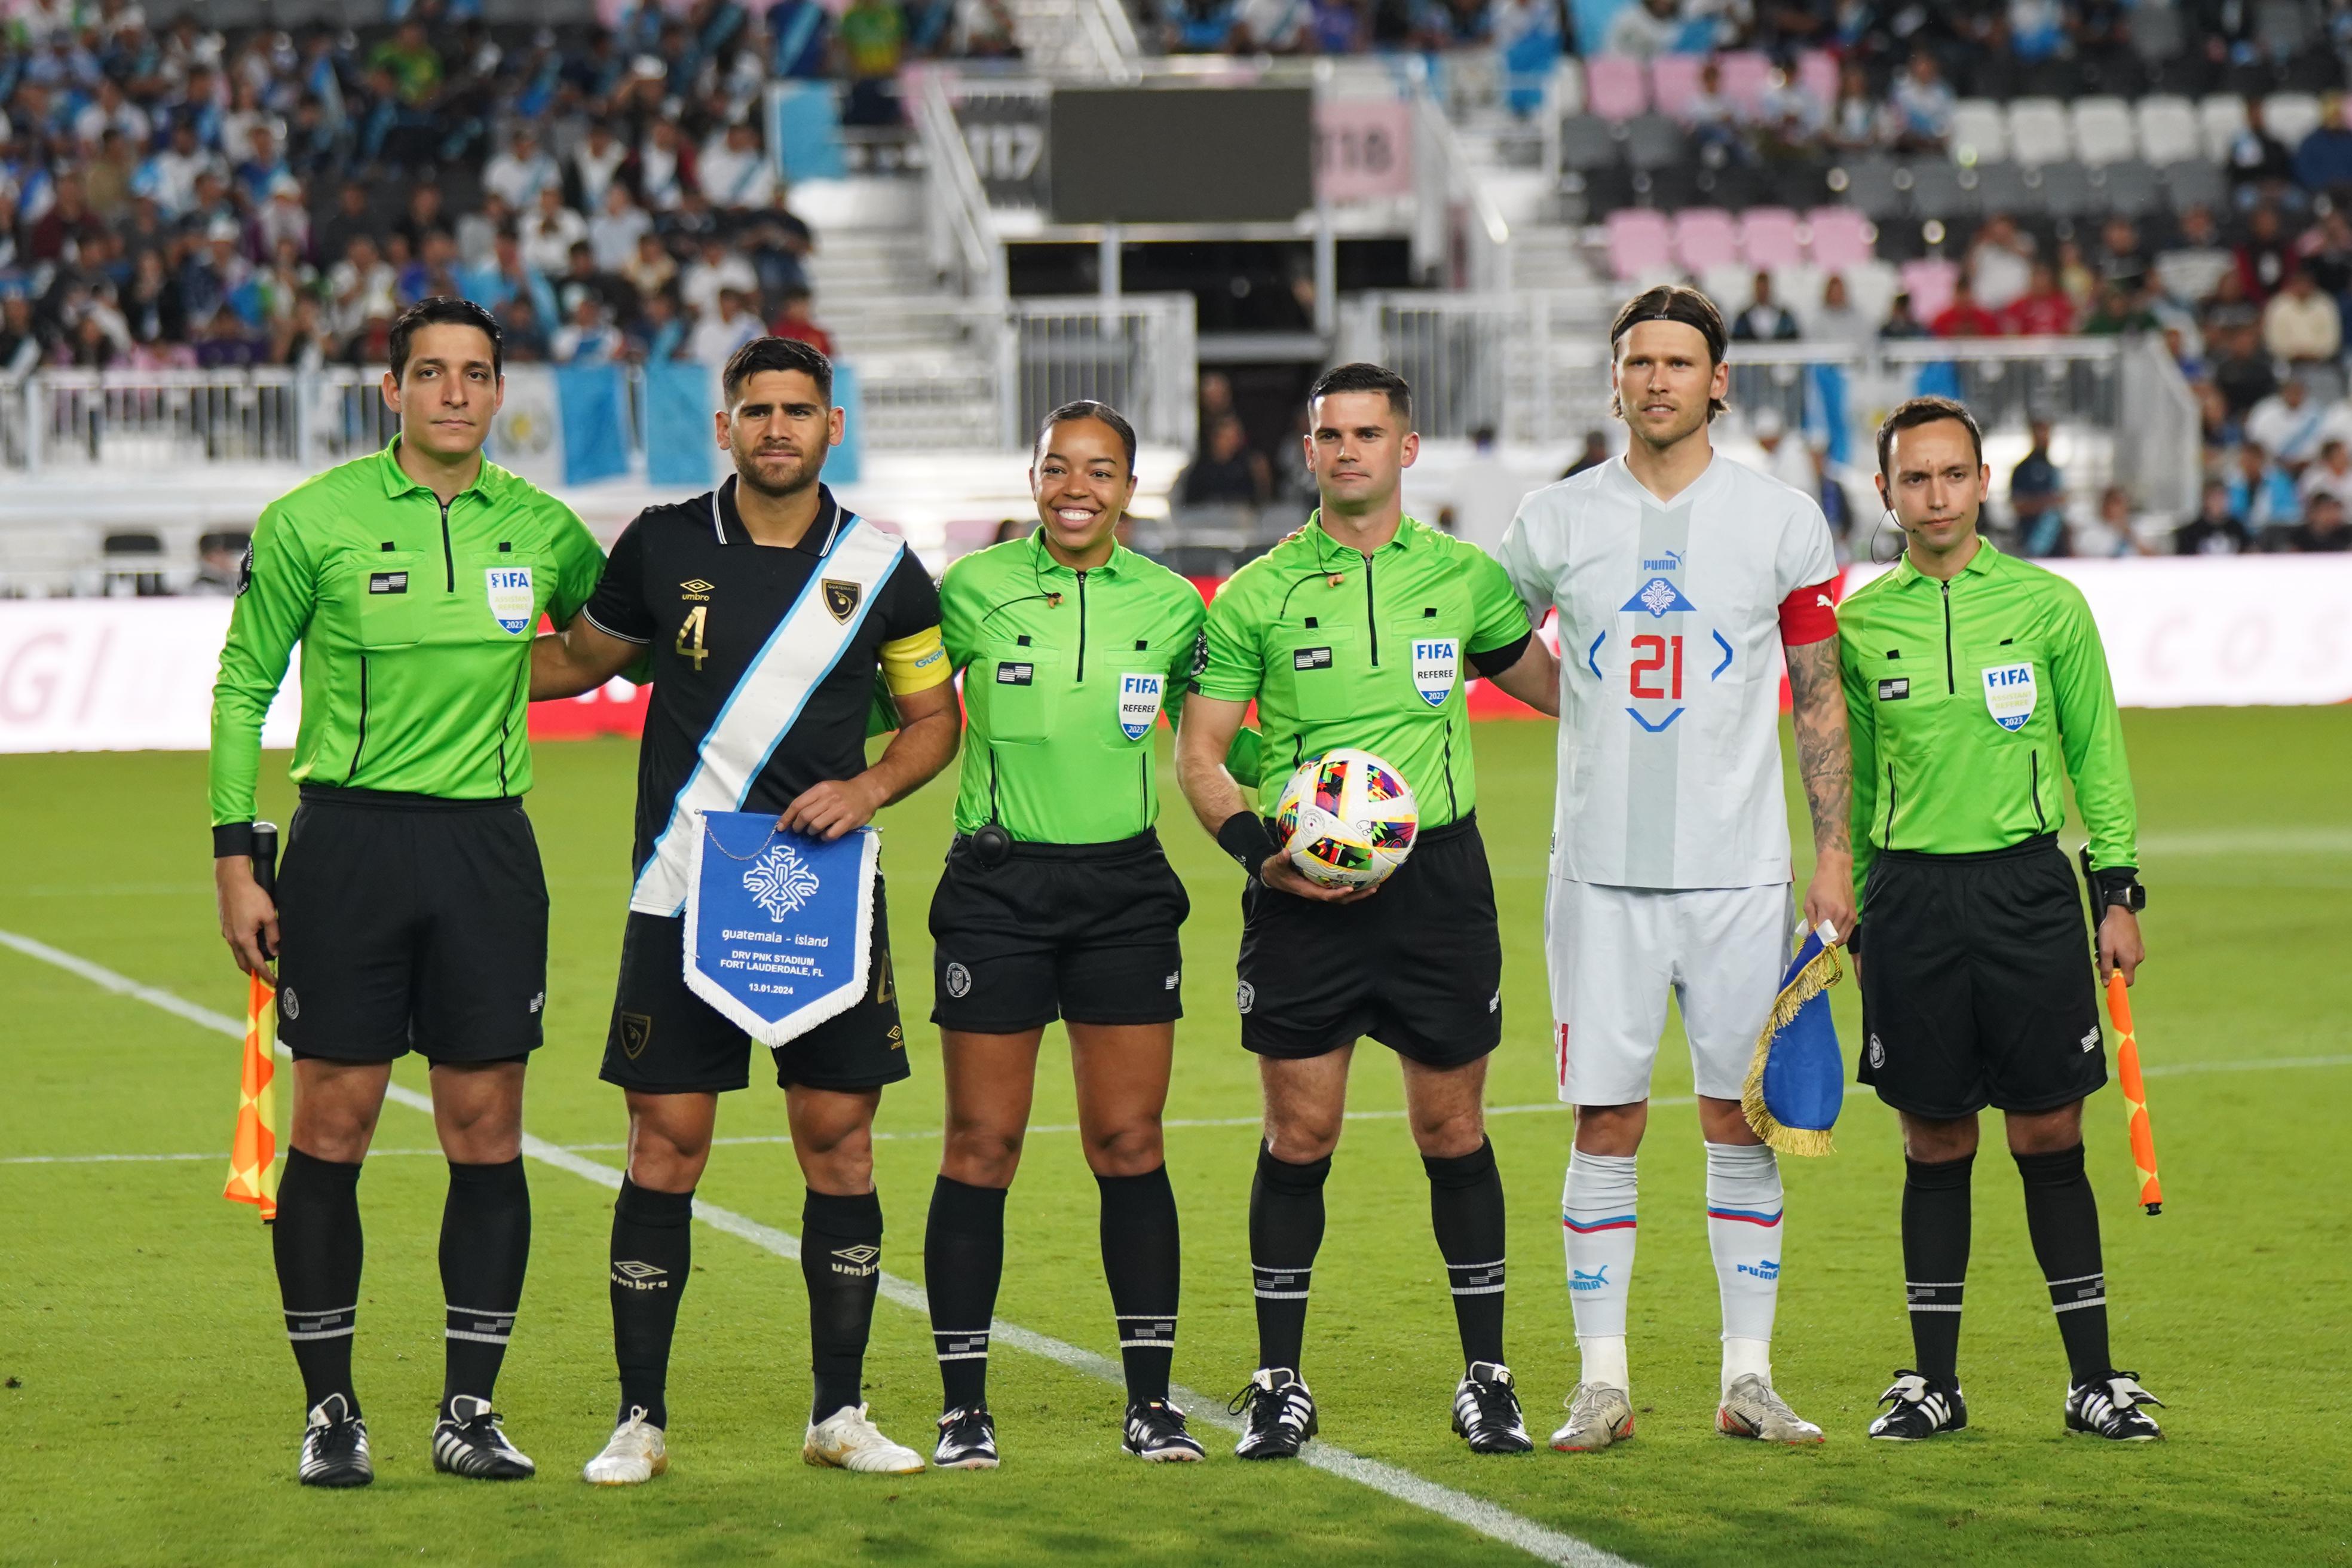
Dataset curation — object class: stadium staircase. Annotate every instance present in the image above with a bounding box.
[805,215,1004,449]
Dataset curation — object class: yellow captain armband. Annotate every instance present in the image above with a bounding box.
[880,624,951,695]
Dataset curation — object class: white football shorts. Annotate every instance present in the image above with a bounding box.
[1545,877,1793,1105]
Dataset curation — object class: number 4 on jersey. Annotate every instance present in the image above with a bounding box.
[676,605,710,671]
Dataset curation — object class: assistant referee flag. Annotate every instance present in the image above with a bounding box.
[223,972,280,1223]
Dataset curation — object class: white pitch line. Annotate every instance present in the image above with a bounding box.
[0,928,1634,1568]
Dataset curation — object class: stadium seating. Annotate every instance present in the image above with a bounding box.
[2072,99,2141,167]
[2007,100,2073,167]
[2136,97,2205,167]
[1605,209,1676,279]
[1738,208,1808,269]
[1672,209,1744,272]
[1585,55,1649,120]
[1805,207,1878,271]
[1951,100,2010,164]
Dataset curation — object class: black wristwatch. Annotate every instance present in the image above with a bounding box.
[2090,866,2146,915]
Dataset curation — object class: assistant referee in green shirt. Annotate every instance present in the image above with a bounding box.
[209,298,605,1487]
[1840,394,2163,1444]
[921,401,1212,1468]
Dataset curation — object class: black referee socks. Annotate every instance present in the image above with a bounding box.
[610,1178,694,1429]
[274,1147,365,1417]
[439,1157,531,1417]
[924,1175,1007,1412]
[1901,1153,1973,1382]
[1098,1166,1181,1404]
[2016,1143,2111,1384]
[1425,1138,1508,1370]
[1249,1144,1331,1374]
[803,1189,885,1423]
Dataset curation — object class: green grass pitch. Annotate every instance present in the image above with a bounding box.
[1,710,2347,1567]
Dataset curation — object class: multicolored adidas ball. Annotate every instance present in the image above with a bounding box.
[1272,748,1419,889]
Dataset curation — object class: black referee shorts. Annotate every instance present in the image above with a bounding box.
[1858,834,2106,1120]
[928,829,1189,1034]
[273,786,549,1065]
[1237,813,1502,1069]
[600,884,911,1097]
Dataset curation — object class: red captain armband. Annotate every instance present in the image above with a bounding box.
[1777,579,1839,645]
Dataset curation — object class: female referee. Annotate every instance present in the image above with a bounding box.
[923,401,1213,1468]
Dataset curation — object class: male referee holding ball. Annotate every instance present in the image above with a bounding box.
[1175,363,1558,1460]
[1842,396,2163,1443]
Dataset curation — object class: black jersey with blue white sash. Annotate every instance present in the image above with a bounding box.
[580,479,941,915]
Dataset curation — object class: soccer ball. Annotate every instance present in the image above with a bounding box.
[1272,748,1419,889]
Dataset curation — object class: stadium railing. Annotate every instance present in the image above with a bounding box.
[0,300,1198,480]
[1337,293,2202,515]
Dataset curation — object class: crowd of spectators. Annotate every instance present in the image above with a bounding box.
[0,0,1026,381]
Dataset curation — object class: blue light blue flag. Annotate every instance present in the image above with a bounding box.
[644,359,718,490]
[683,813,879,1046]
[1741,925,1845,1156]
[555,363,632,485]
[768,80,847,182]
[829,362,863,486]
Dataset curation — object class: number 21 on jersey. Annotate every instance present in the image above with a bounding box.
[1628,633,1683,700]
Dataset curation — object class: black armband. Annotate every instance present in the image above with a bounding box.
[1217,811,1279,880]
[213,822,256,859]
[1467,630,1533,679]
[2090,866,2145,914]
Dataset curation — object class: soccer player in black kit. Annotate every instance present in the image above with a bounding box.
[531,338,959,1480]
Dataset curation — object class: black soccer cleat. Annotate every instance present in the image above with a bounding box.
[933,1405,1000,1469]
[431,1395,537,1480]
[1451,1361,1535,1454]
[1123,1399,1205,1462]
[1229,1368,1318,1460]
[298,1393,373,1487]
[2066,1371,2166,1441]
[1869,1371,1968,1441]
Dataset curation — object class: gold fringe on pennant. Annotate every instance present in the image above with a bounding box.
[1740,942,1845,1158]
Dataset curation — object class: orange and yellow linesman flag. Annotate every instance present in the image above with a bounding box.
[224,970,280,1223]
[2103,972,2163,1216]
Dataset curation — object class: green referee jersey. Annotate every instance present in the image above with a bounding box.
[1838,538,2139,915]
[941,531,1209,842]
[209,440,605,849]
[1197,512,1533,827]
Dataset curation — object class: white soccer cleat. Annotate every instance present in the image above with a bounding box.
[1549,1382,1634,1451]
[582,1407,669,1484]
[1716,1373,1826,1444]
[804,1404,926,1475]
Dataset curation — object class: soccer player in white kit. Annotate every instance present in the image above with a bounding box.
[1496,285,1854,1450]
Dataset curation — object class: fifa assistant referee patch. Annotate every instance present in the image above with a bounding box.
[485,566,534,635]
[1981,661,2037,731]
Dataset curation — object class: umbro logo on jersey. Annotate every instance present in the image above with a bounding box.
[1293,646,1333,670]
[679,578,712,601]
[1879,678,1910,700]
[997,663,1034,685]
[823,579,862,623]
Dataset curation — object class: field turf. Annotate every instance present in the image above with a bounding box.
[1,709,2346,1567]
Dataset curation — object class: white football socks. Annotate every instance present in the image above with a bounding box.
[1705,1141,1785,1396]
[1562,1151,1639,1393]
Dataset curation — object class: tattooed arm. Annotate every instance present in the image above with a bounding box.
[1785,634,1855,943]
